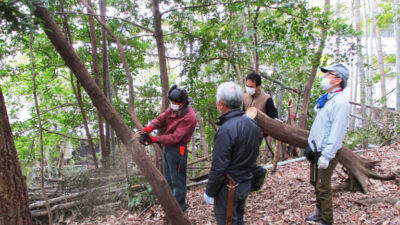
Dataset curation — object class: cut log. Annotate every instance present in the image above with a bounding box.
[246,107,396,193]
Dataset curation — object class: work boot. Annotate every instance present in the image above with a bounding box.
[320,219,332,225]
[305,207,322,222]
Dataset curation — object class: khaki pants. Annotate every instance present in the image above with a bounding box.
[310,150,340,224]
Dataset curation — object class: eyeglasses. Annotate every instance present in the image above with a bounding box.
[324,72,337,78]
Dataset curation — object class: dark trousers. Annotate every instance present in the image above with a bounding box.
[163,145,187,211]
[250,138,266,190]
[310,150,340,224]
[214,180,251,225]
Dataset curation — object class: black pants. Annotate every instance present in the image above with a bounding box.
[162,145,187,211]
[250,137,266,190]
[214,180,251,225]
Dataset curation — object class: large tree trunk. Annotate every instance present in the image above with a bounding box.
[32,5,190,224]
[298,0,330,129]
[246,107,396,193]
[0,90,32,224]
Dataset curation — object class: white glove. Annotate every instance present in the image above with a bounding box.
[318,155,330,169]
[203,193,214,205]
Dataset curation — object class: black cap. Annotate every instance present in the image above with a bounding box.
[168,85,189,104]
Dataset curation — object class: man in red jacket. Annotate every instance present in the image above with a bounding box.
[141,85,197,211]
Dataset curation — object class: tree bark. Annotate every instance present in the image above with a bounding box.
[0,87,32,224]
[87,0,107,160]
[32,6,190,224]
[298,0,330,129]
[245,107,396,193]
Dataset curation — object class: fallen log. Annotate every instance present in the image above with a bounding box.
[245,107,396,193]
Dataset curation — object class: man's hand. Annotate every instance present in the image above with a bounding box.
[147,135,157,144]
[203,193,213,205]
[318,155,330,169]
[142,126,153,133]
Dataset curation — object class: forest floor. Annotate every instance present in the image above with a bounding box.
[73,143,400,225]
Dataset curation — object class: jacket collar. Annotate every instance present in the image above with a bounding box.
[216,108,244,126]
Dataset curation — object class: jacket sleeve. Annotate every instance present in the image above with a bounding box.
[266,98,278,119]
[206,127,233,197]
[149,109,169,129]
[156,116,197,146]
[322,102,350,159]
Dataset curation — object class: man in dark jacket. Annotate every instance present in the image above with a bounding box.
[141,85,197,211]
[204,81,260,224]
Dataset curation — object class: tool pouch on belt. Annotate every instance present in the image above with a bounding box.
[226,174,237,225]
[304,145,321,163]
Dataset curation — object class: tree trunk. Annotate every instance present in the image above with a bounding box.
[0,88,32,224]
[299,0,330,129]
[195,112,208,157]
[100,0,111,161]
[245,107,396,193]
[87,0,107,160]
[30,33,53,224]
[372,0,390,145]
[152,0,170,111]
[355,0,368,148]
[394,0,400,111]
[32,6,190,224]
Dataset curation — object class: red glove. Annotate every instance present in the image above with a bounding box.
[142,126,153,133]
[148,135,157,144]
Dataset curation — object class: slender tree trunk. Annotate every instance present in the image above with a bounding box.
[100,0,111,160]
[33,6,190,224]
[30,34,53,224]
[0,91,32,224]
[394,0,400,111]
[76,82,99,167]
[195,112,208,157]
[372,0,390,144]
[368,0,374,106]
[355,0,368,148]
[87,0,107,159]
[299,0,330,129]
[152,0,170,111]
[252,6,260,74]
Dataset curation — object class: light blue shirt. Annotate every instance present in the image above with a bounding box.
[308,90,350,160]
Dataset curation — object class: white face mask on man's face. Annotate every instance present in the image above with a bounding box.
[320,78,334,91]
[170,103,180,111]
[246,87,256,95]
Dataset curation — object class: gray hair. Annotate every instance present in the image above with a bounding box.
[216,81,242,109]
[335,73,348,89]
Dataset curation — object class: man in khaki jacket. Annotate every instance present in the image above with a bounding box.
[243,73,278,192]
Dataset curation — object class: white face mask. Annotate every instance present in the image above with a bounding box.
[320,78,334,91]
[170,103,180,111]
[246,87,255,95]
